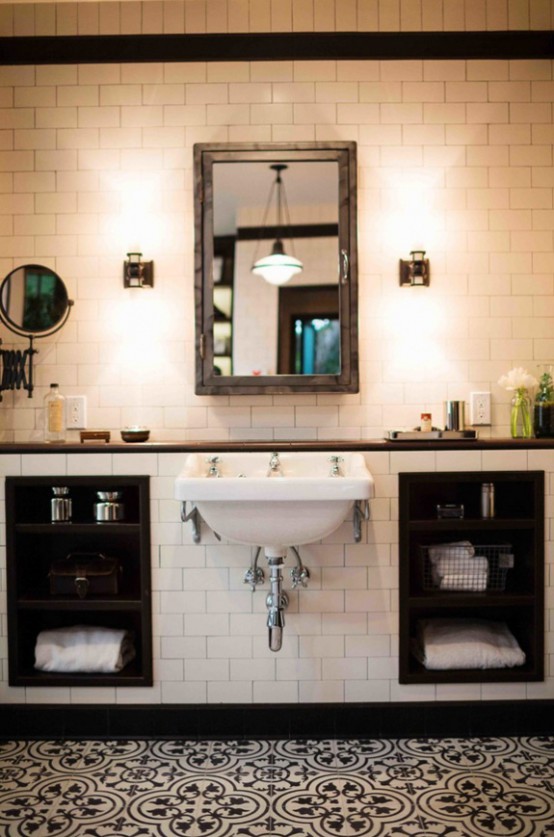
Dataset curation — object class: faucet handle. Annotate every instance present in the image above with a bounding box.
[328,455,344,476]
[205,455,221,477]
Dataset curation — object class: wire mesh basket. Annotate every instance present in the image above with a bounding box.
[420,543,514,592]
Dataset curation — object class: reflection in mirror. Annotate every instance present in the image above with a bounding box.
[195,142,358,395]
[0,264,71,335]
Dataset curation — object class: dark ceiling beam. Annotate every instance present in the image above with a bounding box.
[0,31,553,65]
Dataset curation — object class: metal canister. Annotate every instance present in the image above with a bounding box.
[94,491,125,522]
[444,400,465,431]
[51,486,72,522]
[481,482,495,518]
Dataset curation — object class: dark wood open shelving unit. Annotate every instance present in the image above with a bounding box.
[6,475,152,688]
[399,471,544,684]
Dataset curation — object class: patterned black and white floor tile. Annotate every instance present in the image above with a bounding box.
[1,737,554,836]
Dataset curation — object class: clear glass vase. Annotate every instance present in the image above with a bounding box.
[511,388,533,438]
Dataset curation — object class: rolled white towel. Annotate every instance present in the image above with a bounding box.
[415,618,526,670]
[439,571,488,591]
[435,554,488,577]
[35,625,136,673]
[433,554,489,590]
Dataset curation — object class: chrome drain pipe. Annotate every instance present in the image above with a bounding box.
[265,553,289,652]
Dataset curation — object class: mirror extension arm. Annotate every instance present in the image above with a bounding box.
[0,336,38,400]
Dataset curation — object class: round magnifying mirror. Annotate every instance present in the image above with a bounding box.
[0,264,72,337]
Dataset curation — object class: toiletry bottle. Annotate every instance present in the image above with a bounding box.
[481,482,495,518]
[421,412,432,432]
[44,383,66,443]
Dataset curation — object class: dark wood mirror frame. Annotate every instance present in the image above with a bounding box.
[194,141,358,396]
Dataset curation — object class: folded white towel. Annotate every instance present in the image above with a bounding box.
[415,618,525,670]
[439,571,488,591]
[35,625,136,673]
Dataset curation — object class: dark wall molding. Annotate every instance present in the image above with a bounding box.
[1,700,553,739]
[1,31,553,66]
[237,223,339,241]
[3,437,554,454]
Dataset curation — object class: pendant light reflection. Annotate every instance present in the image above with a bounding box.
[251,164,303,286]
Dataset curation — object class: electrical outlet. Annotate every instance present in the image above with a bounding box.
[66,395,87,429]
[470,391,491,426]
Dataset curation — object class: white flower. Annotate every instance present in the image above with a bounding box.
[498,366,538,391]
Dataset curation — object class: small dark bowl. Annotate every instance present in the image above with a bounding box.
[121,427,150,443]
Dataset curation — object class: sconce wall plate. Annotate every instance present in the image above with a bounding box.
[399,250,430,287]
[124,252,154,288]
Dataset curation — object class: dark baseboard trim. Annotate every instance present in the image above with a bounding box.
[1,31,553,66]
[1,700,553,740]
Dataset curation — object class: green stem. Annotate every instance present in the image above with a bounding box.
[522,404,532,437]
[511,387,533,438]
[510,404,518,437]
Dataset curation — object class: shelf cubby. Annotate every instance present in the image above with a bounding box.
[399,471,544,684]
[6,475,152,688]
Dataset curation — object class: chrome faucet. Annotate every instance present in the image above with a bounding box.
[206,455,221,477]
[329,455,344,477]
[267,451,282,476]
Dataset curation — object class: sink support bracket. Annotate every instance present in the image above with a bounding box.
[353,499,370,542]
[180,501,201,544]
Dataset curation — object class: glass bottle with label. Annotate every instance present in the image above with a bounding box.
[44,383,66,443]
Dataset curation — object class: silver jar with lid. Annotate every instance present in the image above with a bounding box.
[94,491,125,522]
[51,486,72,522]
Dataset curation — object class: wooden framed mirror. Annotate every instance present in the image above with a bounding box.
[194,141,358,395]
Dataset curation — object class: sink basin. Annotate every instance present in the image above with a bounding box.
[175,451,374,550]
[176,450,374,652]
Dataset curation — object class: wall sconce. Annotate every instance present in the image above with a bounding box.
[399,250,430,287]
[124,252,154,288]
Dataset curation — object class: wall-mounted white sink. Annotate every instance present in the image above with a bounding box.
[175,451,374,551]
[176,450,374,652]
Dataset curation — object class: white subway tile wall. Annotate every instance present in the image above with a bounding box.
[0,449,551,705]
[0,46,553,440]
[1,1,552,37]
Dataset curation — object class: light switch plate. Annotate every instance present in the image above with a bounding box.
[66,395,87,429]
[470,391,491,425]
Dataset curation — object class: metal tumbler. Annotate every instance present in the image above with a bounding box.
[444,400,465,431]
